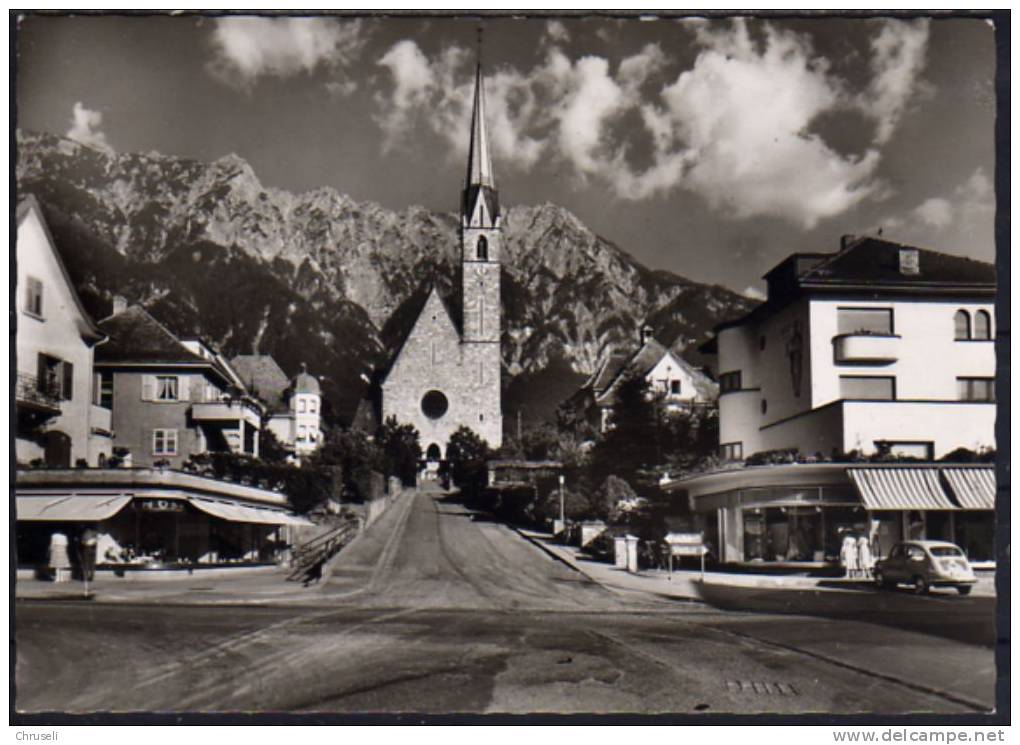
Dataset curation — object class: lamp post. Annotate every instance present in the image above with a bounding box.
[558,473,565,525]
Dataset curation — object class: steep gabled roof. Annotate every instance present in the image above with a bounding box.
[231,354,291,413]
[585,337,717,406]
[380,284,461,385]
[96,305,209,365]
[17,194,103,344]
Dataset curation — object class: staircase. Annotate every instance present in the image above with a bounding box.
[287,518,361,583]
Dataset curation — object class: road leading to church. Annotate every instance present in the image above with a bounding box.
[15,486,994,715]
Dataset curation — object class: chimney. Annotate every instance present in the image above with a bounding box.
[898,247,920,276]
[640,323,654,345]
[112,295,128,315]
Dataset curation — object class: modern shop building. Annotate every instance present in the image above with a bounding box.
[701,235,995,460]
[16,468,312,572]
[668,236,997,566]
[671,462,995,565]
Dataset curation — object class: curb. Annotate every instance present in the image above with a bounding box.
[511,527,599,583]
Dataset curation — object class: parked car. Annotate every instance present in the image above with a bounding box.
[873,540,977,595]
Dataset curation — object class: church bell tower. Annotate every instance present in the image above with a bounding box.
[461,61,501,344]
[459,56,503,446]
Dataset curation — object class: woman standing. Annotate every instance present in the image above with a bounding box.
[840,532,858,579]
[857,534,874,580]
[48,531,71,582]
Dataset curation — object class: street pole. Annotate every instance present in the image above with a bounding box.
[558,473,565,526]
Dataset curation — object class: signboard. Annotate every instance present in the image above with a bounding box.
[138,499,184,513]
[670,544,707,557]
[664,531,707,578]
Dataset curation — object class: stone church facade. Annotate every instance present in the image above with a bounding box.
[380,63,503,459]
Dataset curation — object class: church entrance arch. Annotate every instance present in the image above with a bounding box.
[426,443,442,461]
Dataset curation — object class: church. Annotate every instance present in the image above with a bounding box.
[380,62,504,460]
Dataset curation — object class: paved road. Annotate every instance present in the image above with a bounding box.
[15,486,996,715]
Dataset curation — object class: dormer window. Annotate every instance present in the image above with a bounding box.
[477,236,488,261]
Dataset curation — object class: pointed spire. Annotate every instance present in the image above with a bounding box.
[465,51,494,189]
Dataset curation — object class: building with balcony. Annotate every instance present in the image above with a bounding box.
[230,355,324,463]
[94,299,264,468]
[665,236,997,566]
[565,327,717,433]
[702,236,995,461]
[15,195,111,467]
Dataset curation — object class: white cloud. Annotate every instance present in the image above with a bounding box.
[209,17,365,90]
[65,102,114,154]
[374,19,930,228]
[860,19,931,145]
[543,20,570,45]
[879,168,995,253]
[912,197,953,228]
[743,285,767,302]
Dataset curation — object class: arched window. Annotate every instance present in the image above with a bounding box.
[954,310,971,340]
[476,236,488,261]
[974,310,992,340]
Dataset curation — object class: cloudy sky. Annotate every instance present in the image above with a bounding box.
[16,13,998,298]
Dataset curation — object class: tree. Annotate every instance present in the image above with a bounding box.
[376,416,422,486]
[590,475,638,520]
[446,426,491,499]
[308,427,385,501]
[588,373,660,488]
[258,426,291,465]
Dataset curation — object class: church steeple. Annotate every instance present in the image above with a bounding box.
[462,55,499,230]
[465,62,494,190]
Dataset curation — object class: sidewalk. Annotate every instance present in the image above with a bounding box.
[515,528,997,601]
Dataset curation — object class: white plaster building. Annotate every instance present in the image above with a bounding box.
[15,195,111,467]
[704,236,995,461]
[567,329,717,433]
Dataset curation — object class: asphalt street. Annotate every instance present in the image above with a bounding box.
[14,486,998,715]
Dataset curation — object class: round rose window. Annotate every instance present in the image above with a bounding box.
[421,390,449,419]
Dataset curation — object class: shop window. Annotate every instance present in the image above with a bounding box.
[25,276,44,318]
[957,377,995,402]
[839,375,895,400]
[719,371,742,393]
[153,429,178,455]
[720,442,743,461]
[974,310,992,340]
[954,310,971,340]
[837,307,893,336]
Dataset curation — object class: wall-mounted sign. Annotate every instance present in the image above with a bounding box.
[138,498,184,513]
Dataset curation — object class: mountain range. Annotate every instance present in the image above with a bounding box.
[15,130,755,428]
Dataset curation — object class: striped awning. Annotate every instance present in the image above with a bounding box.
[847,468,956,511]
[942,467,996,510]
[17,495,132,522]
[188,497,314,527]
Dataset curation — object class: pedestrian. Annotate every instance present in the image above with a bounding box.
[840,532,858,579]
[48,531,71,582]
[857,534,873,580]
[80,527,98,581]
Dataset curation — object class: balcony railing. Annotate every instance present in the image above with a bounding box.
[16,372,62,414]
[191,399,262,428]
[833,333,900,365]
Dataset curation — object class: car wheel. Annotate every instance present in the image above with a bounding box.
[912,575,929,595]
[957,585,972,596]
[874,570,891,590]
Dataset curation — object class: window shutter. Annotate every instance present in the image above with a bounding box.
[37,353,46,393]
[62,361,74,400]
[178,375,190,401]
[142,375,155,401]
